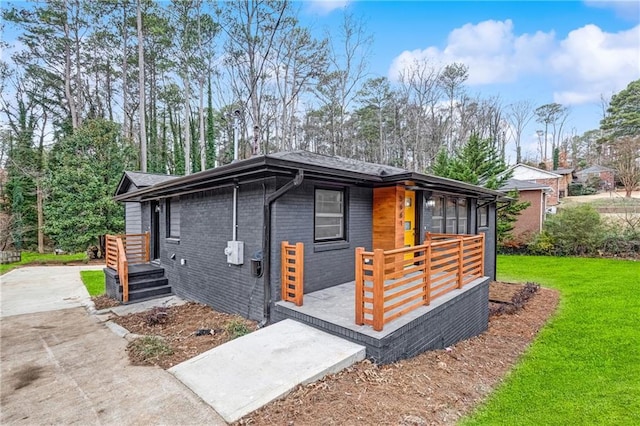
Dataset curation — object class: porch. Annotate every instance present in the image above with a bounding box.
[104,233,171,303]
[274,233,490,363]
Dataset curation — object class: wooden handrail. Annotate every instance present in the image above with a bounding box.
[116,237,129,302]
[105,232,150,303]
[355,233,485,331]
[281,241,304,306]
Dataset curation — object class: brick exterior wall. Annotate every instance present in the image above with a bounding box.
[271,180,373,296]
[136,176,499,323]
[534,177,560,205]
[273,277,490,364]
[155,181,272,321]
[513,189,545,237]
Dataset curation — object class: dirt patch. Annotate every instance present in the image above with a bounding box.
[13,365,45,390]
[238,282,559,425]
[110,302,257,369]
[92,295,120,310]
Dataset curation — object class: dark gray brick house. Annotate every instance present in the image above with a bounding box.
[110,151,504,363]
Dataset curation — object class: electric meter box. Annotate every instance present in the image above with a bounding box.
[224,241,244,265]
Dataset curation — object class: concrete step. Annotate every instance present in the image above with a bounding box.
[169,319,366,423]
[126,285,172,302]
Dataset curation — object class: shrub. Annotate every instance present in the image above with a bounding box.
[544,204,605,255]
[127,336,173,364]
[527,231,556,255]
[225,318,251,339]
[145,307,169,326]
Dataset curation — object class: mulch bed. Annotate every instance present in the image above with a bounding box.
[107,282,558,425]
[109,302,257,369]
[92,295,120,310]
[238,282,559,425]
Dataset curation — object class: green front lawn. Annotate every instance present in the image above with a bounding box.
[464,256,640,425]
[80,270,105,296]
[0,251,87,275]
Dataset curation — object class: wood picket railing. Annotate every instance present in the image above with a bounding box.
[105,232,150,302]
[281,241,304,306]
[355,233,485,331]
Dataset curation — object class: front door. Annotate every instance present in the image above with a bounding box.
[151,200,160,260]
[404,191,416,259]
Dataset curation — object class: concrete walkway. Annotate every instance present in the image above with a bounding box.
[0,265,225,425]
[170,319,366,423]
[0,265,101,317]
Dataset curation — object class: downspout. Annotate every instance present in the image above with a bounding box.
[259,170,304,327]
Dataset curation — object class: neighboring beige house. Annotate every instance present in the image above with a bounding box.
[577,165,615,191]
[501,179,552,238]
[507,164,564,205]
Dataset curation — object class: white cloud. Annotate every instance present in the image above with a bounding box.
[306,0,350,15]
[550,24,640,104]
[389,20,640,106]
[389,19,554,85]
[584,1,640,19]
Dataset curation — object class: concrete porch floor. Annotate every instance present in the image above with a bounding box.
[276,277,488,339]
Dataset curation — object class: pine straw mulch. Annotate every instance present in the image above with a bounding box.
[109,302,257,369]
[238,282,559,425]
[92,295,121,310]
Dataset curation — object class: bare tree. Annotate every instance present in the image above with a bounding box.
[611,136,640,197]
[221,0,290,156]
[316,11,372,157]
[507,100,534,163]
[437,62,468,152]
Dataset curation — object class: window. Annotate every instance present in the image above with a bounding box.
[315,188,345,241]
[478,205,489,228]
[429,195,470,234]
[430,196,444,233]
[166,197,181,238]
[457,198,468,234]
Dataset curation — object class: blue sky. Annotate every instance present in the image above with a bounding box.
[301,0,640,162]
[2,1,638,163]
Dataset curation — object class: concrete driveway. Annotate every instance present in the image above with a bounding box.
[0,266,225,425]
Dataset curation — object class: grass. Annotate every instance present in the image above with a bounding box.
[0,251,87,275]
[80,270,105,296]
[127,336,173,362]
[463,255,640,425]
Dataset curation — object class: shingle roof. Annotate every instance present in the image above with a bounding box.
[268,151,407,177]
[115,150,507,202]
[124,171,178,188]
[553,168,575,175]
[578,165,615,174]
[500,178,551,192]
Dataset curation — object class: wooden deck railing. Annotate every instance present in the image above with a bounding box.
[355,233,485,331]
[105,232,150,303]
[281,241,304,306]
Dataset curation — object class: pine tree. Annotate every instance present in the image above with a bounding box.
[45,119,134,251]
[430,134,530,242]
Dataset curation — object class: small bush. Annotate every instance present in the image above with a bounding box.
[527,231,556,255]
[544,204,605,255]
[225,318,251,339]
[145,307,169,326]
[490,282,540,316]
[127,336,173,364]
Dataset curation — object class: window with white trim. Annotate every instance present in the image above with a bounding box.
[314,188,345,241]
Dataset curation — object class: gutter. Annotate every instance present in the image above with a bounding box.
[259,170,304,327]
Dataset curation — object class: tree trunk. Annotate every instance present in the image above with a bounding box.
[183,71,191,175]
[199,77,206,171]
[137,0,147,172]
[63,0,78,130]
